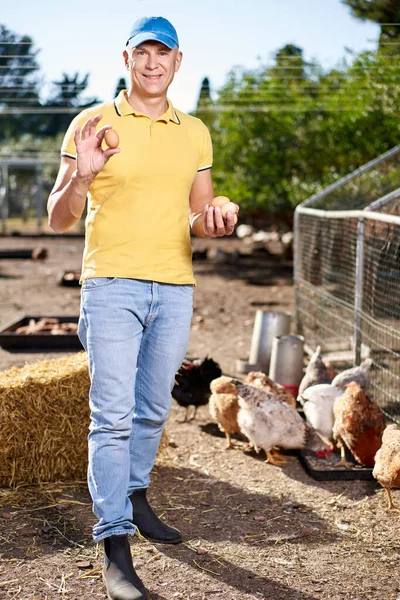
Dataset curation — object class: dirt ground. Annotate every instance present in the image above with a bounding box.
[0,234,399,600]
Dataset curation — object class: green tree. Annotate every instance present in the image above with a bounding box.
[208,44,400,217]
[0,24,101,141]
[114,77,126,97]
[270,44,306,82]
[0,24,41,139]
[342,0,400,52]
[194,76,216,128]
[40,72,100,137]
[197,77,212,105]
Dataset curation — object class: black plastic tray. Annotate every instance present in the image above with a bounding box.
[298,449,374,481]
[0,316,82,352]
[58,271,81,287]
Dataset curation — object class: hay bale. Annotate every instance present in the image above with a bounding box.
[0,352,90,486]
[0,352,169,486]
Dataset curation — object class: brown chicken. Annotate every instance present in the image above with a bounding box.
[209,376,242,448]
[245,371,296,408]
[373,424,400,510]
[333,382,386,468]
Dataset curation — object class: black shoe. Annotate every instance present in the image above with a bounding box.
[130,488,182,544]
[103,535,147,600]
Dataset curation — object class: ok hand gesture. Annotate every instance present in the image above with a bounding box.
[74,114,120,183]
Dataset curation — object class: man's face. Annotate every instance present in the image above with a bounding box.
[124,41,182,99]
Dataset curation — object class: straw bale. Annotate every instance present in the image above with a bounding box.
[0,352,90,486]
[0,352,169,486]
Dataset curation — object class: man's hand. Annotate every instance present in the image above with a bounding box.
[202,203,239,237]
[74,114,120,183]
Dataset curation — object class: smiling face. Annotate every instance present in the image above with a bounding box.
[123,41,182,100]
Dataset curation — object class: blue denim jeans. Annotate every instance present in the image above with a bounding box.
[78,277,193,542]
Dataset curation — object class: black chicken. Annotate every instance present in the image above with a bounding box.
[172,357,222,421]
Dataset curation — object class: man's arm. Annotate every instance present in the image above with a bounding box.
[47,114,119,233]
[47,157,91,233]
[189,169,238,238]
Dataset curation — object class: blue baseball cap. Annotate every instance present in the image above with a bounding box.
[127,16,179,49]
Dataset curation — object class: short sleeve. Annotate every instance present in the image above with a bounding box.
[198,122,213,172]
[60,110,90,159]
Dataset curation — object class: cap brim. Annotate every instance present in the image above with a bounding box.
[127,32,177,49]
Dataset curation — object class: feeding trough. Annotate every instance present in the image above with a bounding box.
[248,310,291,371]
[0,315,82,351]
[269,334,304,397]
[57,270,81,287]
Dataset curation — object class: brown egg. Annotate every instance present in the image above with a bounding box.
[221,201,238,224]
[104,129,119,149]
[211,196,230,208]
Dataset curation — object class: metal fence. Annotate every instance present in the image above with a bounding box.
[0,155,85,234]
[294,145,400,423]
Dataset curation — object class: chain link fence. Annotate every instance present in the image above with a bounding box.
[294,145,400,423]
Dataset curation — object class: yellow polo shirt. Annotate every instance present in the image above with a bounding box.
[61,90,213,284]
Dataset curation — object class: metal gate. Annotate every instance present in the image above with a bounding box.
[294,145,400,423]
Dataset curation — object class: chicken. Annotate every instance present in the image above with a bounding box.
[172,357,222,421]
[298,346,334,396]
[245,371,297,408]
[31,246,48,261]
[209,376,242,448]
[331,357,373,390]
[300,383,344,442]
[373,424,400,510]
[217,379,330,466]
[332,382,386,468]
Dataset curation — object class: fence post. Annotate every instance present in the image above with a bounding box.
[293,207,301,334]
[0,164,9,235]
[35,165,43,231]
[354,216,365,365]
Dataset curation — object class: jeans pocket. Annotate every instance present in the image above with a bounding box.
[179,284,194,294]
[82,277,117,291]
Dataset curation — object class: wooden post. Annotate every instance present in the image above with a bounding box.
[35,164,43,231]
[0,164,9,235]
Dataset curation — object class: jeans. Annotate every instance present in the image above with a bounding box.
[78,277,193,542]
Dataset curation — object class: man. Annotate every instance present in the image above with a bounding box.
[48,16,238,600]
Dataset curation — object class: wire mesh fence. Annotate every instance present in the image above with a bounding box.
[0,156,85,235]
[294,145,400,423]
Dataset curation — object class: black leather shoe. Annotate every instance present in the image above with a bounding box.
[130,488,182,544]
[103,535,147,600]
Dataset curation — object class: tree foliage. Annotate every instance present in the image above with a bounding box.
[40,73,100,137]
[0,24,100,141]
[342,0,400,52]
[195,45,400,216]
[114,77,127,97]
[0,24,41,138]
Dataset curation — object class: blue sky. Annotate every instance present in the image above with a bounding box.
[2,0,379,113]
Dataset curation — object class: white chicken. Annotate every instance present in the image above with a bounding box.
[234,380,331,466]
[300,384,344,442]
[331,357,373,390]
[297,359,373,451]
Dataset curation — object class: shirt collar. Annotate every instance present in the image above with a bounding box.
[114,90,180,124]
